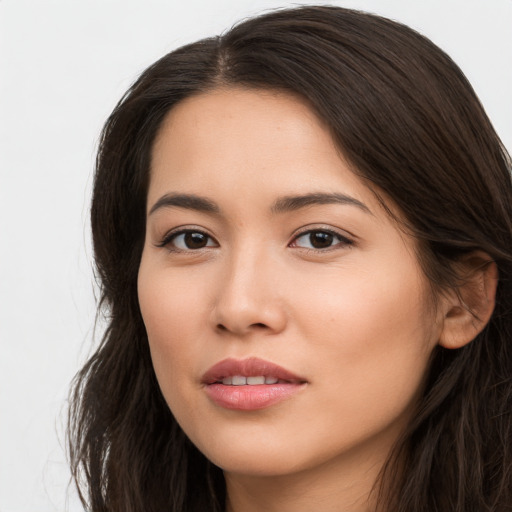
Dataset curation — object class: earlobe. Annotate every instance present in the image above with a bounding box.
[438,253,498,350]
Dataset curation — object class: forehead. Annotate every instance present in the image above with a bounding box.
[149,87,378,210]
[151,87,335,173]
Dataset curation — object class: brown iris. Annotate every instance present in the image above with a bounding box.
[309,231,334,249]
[184,232,209,249]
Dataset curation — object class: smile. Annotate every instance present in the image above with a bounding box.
[202,357,307,410]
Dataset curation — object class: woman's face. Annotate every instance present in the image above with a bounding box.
[138,87,443,478]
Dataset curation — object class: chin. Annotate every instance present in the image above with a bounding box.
[189,427,310,477]
[207,449,307,477]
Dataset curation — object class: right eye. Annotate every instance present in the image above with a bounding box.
[159,229,218,251]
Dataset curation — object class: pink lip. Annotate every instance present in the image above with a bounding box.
[202,357,307,411]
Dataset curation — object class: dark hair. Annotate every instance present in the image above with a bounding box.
[68,5,512,512]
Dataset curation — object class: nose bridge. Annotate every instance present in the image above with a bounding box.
[212,239,285,335]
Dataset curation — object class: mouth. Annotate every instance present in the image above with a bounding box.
[202,356,306,385]
[202,357,307,410]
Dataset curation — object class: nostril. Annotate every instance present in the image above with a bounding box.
[215,322,269,333]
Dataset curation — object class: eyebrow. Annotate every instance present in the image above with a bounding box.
[148,191,371,216]
[271,192,371,215]
[149,193,220,216]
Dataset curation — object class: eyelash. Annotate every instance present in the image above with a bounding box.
[157,227,354,253]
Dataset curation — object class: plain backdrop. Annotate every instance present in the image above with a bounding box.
[1,1,511,510]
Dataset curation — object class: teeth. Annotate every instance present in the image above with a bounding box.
[220,375,280,386]
[247,376,265,385]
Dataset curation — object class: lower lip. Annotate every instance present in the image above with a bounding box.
[204,383,305,410]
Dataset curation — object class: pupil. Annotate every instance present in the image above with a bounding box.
[310,231,333,248]
[185,232,207,249]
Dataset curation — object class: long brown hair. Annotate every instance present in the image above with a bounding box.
[68,6,512,511]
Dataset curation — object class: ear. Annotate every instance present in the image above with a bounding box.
[438,252,498,350]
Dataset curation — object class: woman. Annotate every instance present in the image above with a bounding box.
[68,6,512,511]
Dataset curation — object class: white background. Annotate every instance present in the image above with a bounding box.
[1,1,511,510]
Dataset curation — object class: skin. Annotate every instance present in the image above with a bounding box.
[138,87,451,512]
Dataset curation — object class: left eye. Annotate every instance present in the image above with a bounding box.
[291,230,352,250]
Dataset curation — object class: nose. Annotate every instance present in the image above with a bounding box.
[211,246,287,337]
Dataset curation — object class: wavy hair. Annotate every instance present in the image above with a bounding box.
[68,6,512,511]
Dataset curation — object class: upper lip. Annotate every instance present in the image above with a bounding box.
[202,357,306,384]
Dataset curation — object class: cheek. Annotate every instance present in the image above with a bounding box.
[138,250,212,338]
[296,260,433,340]
[139,275,194,336]
[137,260,205,399]
[292,261,437,410]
